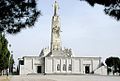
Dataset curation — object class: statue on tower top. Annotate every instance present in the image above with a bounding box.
[54,0,59,16]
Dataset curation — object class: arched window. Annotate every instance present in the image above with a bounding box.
[63,64,66,71]
[57,64,60,71]
[68,64,72,71]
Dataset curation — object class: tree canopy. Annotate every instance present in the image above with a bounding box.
[105,57,120,75]
[0,0,40,34]
[80,0,120,20]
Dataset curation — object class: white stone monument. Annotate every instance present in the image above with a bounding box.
[18,0,107,75]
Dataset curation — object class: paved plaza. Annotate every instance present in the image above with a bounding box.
[9,75,120,81]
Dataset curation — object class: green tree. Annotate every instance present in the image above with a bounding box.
[0,0,40,34]
[9,54,14,74]
[80,0,120,20]
[105,57,120,75]
[0,33,10,75]
[118,61,120,75]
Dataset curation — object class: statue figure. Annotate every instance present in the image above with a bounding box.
[54,1,59,15]
[52,26,60,37]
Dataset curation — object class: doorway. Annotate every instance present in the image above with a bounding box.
[85,66,90,74]
[37,66,42,73]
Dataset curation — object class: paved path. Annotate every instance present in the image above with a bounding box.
[9,75,55,81]
[0,76,9,81]
[9,75,120,81]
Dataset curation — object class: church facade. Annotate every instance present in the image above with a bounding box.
[18,1,107,75]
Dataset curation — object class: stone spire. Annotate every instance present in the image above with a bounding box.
[50,1,61,53]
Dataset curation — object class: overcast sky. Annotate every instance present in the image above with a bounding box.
[6,0,120,66]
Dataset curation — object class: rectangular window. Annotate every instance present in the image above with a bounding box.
[68,64,72,71]
[63,64,66,71]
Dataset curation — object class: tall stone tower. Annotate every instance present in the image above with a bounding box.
[44,0,73,57]
[50,1,61,52]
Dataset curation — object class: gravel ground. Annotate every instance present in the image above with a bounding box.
[9,75,120,81]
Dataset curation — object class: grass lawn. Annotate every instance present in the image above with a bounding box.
[0,76,9,81]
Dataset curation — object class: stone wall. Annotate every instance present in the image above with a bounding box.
[45,57,103,74]
[19,56,44,75]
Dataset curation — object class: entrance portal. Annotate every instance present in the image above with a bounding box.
[85,66,90,74]
[37,66,42,73]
